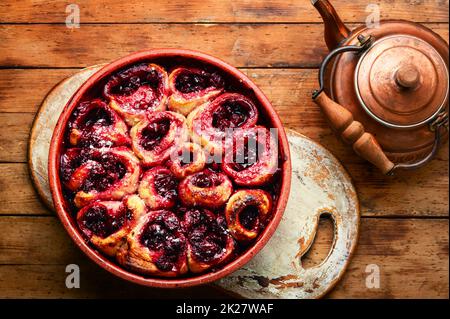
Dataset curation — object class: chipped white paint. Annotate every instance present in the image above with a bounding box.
[29,67,359,299]
[217,130,359,299]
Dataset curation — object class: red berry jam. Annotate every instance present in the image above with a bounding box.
[108,64,162,96]
[81,105,113,128]
[191,171,221,188]
[140,212,185,271]
[82,154,126,192]
[140,119,170,150]
[239,205,259,231]
[230,138,260,172]
[212,100,251,131]
[175,69,223,94]
[80,205,127,238]
[154,173,178,201]
[184,209,228,263]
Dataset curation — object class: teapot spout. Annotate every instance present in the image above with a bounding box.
[312,0,351,50]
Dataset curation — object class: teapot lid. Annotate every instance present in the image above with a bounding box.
[355,34,449,129]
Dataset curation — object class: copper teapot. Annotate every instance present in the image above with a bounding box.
[312,0,449,174]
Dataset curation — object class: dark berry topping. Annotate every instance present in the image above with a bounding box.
[175,69,223,94]
[230,138,260,172]
[239,205,259,231]
[212,100,251,131]
[80,205,127,238]
[184,209,228,263]
[154,173,178,201]
[81,105,113,128]
[191,171,221,188]
[82,154,126,192]
[109,64,161,96]
[140,118,170,150]
[140,212,185,271]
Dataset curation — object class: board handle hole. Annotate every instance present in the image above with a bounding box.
[301,212,335,269]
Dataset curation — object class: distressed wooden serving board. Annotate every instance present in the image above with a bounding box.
[28,66,359,299]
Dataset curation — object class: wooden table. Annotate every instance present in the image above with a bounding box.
[0,0,448,299]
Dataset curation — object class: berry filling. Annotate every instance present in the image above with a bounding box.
[140,213,185,271]
[140,119,170,150]
[109,66,161,96]
[60,149,84,184]
[212,100,251,131]
[191,171,221,188]
[80,205,129,238]
[239,205,259,231]
[184,209,228,263]
[175,70,223,94]
[81,154,126,192]
[154,173,178,201]
[81,106,114,128]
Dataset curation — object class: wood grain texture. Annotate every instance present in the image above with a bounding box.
[0,69,75,113]
[0,0,448,299]
[0,113,33,162]
[0,0,448,23]
[0,24,447,68]
[0,217,447,298]
[0,164,48,215]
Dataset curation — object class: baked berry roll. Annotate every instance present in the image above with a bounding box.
[167,142,206,179]
[76,195,146,256]
[168,67,223,116]
[222,126,278,186]
[138,166,178,210]
[104,63,169,126]
[183,208,235,273]
[187,93,258,155]
[60,147,141,208]
[225,189,273,242]
[68,99,130,147]
[130,111,188,166]
[178,169,233,209]
[117,210,188,277]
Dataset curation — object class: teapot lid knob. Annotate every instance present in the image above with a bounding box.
[395,65,421,89]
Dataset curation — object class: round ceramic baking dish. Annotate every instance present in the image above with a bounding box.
[48,49,291,288]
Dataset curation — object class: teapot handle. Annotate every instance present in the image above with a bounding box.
[313,35,447,174]
[313,91,395,174]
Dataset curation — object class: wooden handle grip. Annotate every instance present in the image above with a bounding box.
[314,91,395,174]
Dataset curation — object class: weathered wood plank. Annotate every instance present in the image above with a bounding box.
[0,264,224,299]
[329,218,449,299]
[1,68,318,114]
[0,69,75,113]
[0,164,49,215]
[0,24,447,68]
[0,0,448,23]
[0,217,447,298]
[0,113,34,162]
